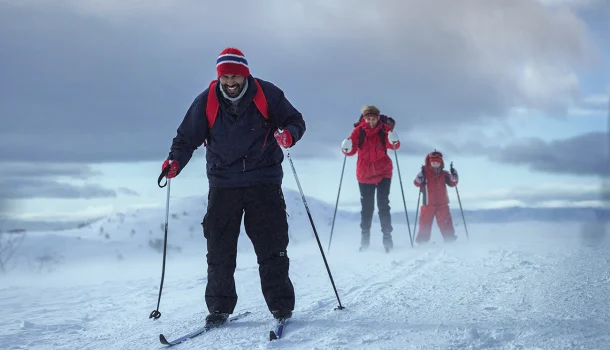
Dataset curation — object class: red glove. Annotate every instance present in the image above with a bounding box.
[162,159,179,178]
[274,129,293,148]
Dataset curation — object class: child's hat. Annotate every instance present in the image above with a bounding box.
[428,150,443,163]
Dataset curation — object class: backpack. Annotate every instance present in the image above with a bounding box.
[355,115,396,150]
[203,79,270,146]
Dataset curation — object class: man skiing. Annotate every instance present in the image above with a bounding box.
[340,105,400,252]
[413,150,459,243]
[161,47,306,326]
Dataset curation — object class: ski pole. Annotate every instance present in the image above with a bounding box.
[327,152,347,254]
[285,150,345,311]
[392,144,414,248]
[450,162,469,240]
[150,165,172,320]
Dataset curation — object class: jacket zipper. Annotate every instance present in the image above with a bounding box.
[243,156,247,171]
[373,131,380,175]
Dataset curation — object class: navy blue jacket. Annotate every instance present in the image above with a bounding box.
[168,76,306,188]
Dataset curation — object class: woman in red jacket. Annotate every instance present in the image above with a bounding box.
[341,105,400,252]
[413,150,459,244]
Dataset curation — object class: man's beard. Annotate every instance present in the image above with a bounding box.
[222,83,243,98]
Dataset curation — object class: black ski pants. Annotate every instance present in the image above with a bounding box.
[202,184,295,314]
[359,177,393,239]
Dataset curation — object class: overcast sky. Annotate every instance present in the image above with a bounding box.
[0,0,608,222]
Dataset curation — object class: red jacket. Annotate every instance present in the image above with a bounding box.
[343,120,400,184]
[414,154,458,206]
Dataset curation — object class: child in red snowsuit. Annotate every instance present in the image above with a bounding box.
[341,105,400,252]
[413,150,458,243]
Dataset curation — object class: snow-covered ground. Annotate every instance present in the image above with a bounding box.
[1,189,609,349]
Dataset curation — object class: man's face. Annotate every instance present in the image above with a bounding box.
[219,74,245,98]
[430,161,441,168]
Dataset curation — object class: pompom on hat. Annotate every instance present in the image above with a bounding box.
[216,47,251,78]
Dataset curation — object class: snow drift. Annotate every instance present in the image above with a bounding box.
[1,188,609,349]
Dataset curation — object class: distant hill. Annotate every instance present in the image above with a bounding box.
[2,190,608,234]
[391,206,609,224]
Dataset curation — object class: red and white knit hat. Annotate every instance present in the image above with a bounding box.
[216,47,250,78]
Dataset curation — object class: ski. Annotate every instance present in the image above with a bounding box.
[269,317,289,341]
[159,311,251,346]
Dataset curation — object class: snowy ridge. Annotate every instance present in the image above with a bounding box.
[1,188,609,349]
[5,190,359,273]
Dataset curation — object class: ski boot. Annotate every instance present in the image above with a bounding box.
[271,308,292,321]
[359,231,370,252]
[383,233,394,253]
[205,311,230,328]
[443,234,458,243]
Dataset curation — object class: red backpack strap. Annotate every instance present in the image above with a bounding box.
[379,128,388,154]
[358,127,366,149]
[204,79,269,147]
[206,80,220,128]
[203,80,220,147]
[208,79,269,122]
[252,79,270,120]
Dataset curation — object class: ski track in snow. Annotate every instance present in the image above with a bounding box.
[1,194,609,350]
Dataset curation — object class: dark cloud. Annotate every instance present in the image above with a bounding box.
[495,131,609,177]
[0,179,117,199]
[7,162,102,179]
[0,0,605,164]
[0,3,204,163]
[425,128,610,177]
[0,162,138,199]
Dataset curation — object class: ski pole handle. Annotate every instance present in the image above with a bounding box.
[158,165,171,188]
